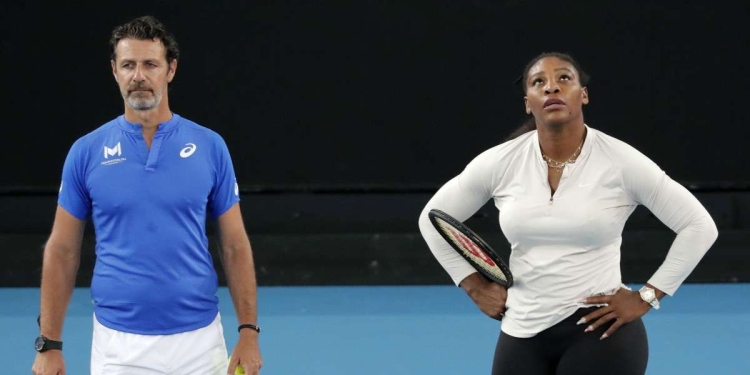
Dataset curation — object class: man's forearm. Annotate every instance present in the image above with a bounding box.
[39,245,80,340]
[221,241,259,326]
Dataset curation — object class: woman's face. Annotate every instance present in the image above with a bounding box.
[524,57,589,127]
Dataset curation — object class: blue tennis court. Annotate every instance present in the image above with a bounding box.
[2,284,748,374]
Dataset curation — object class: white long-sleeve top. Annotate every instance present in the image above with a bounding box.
[418,125,718,338]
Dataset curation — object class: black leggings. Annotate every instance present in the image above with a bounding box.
[492,307,648,375]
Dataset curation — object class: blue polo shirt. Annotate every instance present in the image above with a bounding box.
[58,113,240,335]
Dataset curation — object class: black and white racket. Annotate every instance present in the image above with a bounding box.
[428,209,513,288]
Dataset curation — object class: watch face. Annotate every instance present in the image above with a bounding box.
[642,289,655,301]
[35,336,44,351]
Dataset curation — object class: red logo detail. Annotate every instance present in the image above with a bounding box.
[448,227,496,267]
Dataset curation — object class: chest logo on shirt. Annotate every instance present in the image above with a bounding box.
[104,142,121,158]
[180,143,197,158]
[101,142,127,166]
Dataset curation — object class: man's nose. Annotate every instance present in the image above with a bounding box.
[132,66,146,82]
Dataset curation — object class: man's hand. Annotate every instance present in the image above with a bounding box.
[227,331,262,375]
[32,350,65,375]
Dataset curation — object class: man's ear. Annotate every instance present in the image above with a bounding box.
[111,60,118,81]
[167,59,177,83]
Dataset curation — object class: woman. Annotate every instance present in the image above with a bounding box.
[417,52,718,375]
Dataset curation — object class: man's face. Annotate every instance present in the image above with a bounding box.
[111,38,176,111]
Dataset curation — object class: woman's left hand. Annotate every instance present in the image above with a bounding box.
[578,287,652,340]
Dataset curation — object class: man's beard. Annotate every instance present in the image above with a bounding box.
[123,87,162,111]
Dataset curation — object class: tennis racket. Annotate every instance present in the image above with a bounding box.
[428,209,513,288]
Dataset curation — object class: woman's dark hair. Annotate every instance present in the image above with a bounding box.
[110,15,180,64]
[504,52,590,141]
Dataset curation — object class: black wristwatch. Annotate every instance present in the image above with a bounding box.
[35,335,63,353]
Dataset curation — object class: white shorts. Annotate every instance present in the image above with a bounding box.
[91,312,229,375]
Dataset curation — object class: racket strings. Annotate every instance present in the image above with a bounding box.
[435,219,508,283]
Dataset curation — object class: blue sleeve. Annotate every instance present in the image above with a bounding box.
[208,134,240,219]
[57,139,91,220]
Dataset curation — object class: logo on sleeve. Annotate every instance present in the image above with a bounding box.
[180,143,197,158]
[102,142,126,166]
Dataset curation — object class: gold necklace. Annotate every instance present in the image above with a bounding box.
[542,133,585,174]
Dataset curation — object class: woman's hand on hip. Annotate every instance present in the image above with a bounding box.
[460,273,508,321]
[578,287,652,340]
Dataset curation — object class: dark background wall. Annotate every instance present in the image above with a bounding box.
[1,1,748,287]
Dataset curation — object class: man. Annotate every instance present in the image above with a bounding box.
[31,15,262,375]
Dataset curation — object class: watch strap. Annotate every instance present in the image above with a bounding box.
[36,335,63,352]
[238,324,261,333]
